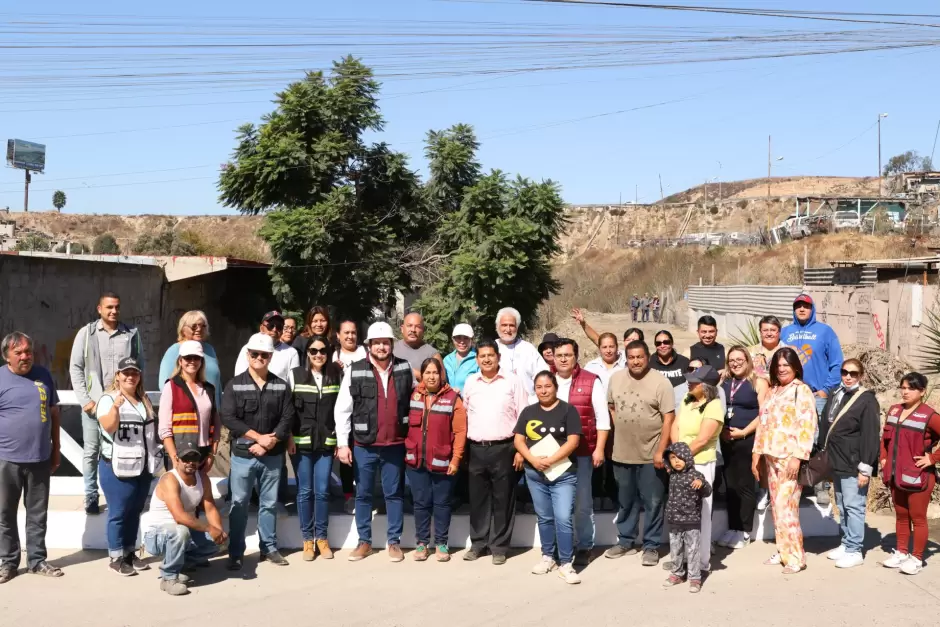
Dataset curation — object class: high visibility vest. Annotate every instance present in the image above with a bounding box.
[883,402,939,491]
[291,366,340,452]
[404,385,459,473]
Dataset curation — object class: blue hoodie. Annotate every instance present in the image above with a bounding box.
[781,298,844,394]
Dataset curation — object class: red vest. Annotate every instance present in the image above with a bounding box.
[169,377,215,440]
[883,402,938,491]
[404,385,459,473]
[566,365,599,456]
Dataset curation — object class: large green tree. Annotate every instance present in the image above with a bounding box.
[218,57,427,321]
[52,190,67,212]
[415,126,566,348]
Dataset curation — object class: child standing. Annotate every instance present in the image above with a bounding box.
[663,442,712,593]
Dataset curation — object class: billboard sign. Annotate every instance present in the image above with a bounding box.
[6,139,46,173]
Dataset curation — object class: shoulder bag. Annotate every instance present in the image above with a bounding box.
[799,387,865,487]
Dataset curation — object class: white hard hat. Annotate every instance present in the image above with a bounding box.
[366,321,395,342]
[245,333,275,353]
[452,323,474,338]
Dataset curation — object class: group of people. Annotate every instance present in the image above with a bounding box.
[1,291,938,595]
[630,293,661,323]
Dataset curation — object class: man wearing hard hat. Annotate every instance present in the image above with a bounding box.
[334,321,415,563]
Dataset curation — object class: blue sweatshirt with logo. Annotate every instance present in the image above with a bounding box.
[781,301,844,394]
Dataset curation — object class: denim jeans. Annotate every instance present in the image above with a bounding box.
[524,466,577,565]
[613,462,666,551]
[229,453,283,559]
[834,473,869,554]
[82,411,101,501]
[98,460,151,558]
[407,467,455,546]
[296,451,333,541]
[144,523,219,580]
[574,455,595,550]
[354,444,405,545]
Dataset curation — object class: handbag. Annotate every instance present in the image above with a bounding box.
[798,387,865,487]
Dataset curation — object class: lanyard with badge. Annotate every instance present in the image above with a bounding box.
[726,379,745,421]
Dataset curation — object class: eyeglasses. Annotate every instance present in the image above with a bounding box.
[655,340,672,346]
[728,359,746,366]
[188,323,207,330]
[249,351,272,360]
[307,347,328,356]
[840,369,861,377]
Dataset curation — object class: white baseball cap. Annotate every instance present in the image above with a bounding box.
[179,340,205,358]
[452,323,474,338]
[365,321,395,342]
[245,332,275,353]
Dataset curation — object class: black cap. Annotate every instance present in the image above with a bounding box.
[685,365,720,386]
[176,442,203,463]
[262,310,284,325]
[117,356,140,372]
[538,332,560,353]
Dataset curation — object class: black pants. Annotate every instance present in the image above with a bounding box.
[0,459,50,569]
[592,460,619,507]
[468,440,518,555]
[720,435,757,532]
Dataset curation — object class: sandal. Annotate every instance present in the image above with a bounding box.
[781,564,806,575]
[763,553,782,566]
[28,561,64,578]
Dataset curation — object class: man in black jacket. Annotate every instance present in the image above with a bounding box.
[221,333,295,571]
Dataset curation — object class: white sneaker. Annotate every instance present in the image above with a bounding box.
[882,550,909,569]
[531,555,556,575]
[835,552,864,569]
[900,556,924,575]
[717,530,735,548]
[756,490,770,512]
[827,545,846,561]
[729,532,751,550]
[557,562,581,584]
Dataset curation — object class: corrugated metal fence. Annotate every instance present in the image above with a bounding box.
[687,285,804,320]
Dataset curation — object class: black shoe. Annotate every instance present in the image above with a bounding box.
[84,498,100,515]
[108,557,136,576]
[226,557,243,571]
[574,549,592,566]
[125,553,150,572]
[260,551,289,566]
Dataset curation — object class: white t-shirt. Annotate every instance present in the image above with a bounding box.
[498,338,549,401]
[583,357,624,393]
[334,345,367,368]
[234,341,299,382]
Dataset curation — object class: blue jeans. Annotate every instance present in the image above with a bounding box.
[98,460,151,558]
[613,462,666,551]
[229,453,283,559]
[574,456,595,550]
[296,451,333,541]
[525,467,577,565]
[82,412,101,501]
[144,523,218,580]
[354,444,405,545]
[407,467,455,546]
[834,473,869,554]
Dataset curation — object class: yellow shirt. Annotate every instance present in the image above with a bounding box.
[677,397,725,464]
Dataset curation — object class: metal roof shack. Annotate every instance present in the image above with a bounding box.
[804,253,940,286]
[4,251,269,281]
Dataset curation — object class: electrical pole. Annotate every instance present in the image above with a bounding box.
[767,135,772,199]
[878,113,888,195]
[24,169,31,212]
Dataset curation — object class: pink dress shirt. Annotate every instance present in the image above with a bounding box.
[463,371,529,442]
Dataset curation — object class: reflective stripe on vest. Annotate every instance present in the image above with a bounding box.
[171,411,199,434]
[430,458,449,468]
[294,436,312,445]
[410,400,424,411]
[901,473,924,486]
[232,384,255,391]
[324,437,337,446]
[430,404,454,414]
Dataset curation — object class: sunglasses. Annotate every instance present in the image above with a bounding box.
[307,347,329,356]
[655,340,673,346]
[686,366,697,373]
[181,355,203,362]
[840,369,861,377]
[263,321,284,331]
[188,323,207,330]
[249,351,272,360]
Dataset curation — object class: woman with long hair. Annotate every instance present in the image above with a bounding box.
[96,357,161,577]
[157,310,222,404]
[158,340,220,473]
[717,346,768,549]
[880,372,940,575]
[288,335,342,561]
[752,347,817,575]
[294,306,332,356]
[405,358,467,562]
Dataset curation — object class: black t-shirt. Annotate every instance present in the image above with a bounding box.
[690,342,726,371]
[514,400,583,469]
[650,351,690,388]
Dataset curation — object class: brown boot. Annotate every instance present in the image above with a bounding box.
[302,540,315,562]
[348,542,372,562]
[388,543,404,562]
[316,539,333,560]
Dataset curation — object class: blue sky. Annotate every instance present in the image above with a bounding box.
[1,0,938,214]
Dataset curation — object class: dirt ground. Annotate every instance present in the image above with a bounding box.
[1,513,937,627]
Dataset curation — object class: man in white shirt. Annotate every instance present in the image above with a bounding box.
[551,338,610,565]
[234,311,299,382]
[495,306,548,401]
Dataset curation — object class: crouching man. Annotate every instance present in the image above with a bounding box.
[141,445,227,596]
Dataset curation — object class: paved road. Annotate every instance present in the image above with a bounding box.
[2,514,937,627]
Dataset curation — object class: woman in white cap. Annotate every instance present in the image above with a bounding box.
[442,323,479,394]
[96,356,161,577]
[158,340,221,473]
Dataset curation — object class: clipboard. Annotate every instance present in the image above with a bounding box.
[529,436,572,481]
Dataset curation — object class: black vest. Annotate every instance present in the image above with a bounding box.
[291,366,340,452]
[349,357,414,446]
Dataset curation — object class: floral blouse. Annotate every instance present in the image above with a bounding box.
[753,380,817,461]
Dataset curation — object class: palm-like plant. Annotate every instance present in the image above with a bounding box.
[52,190,66,212]
[728,317,761,348]
[917,305,940,374]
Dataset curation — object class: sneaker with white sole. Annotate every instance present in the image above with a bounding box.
[531,555,556,575]
[882,550,909,569]
[717,530,735,548]
[900,556,924,575]
[557,562,581,584]
[756,490,770,512]
[835,552,864,569]
[827,545,846,561]
[728,532,750,550]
